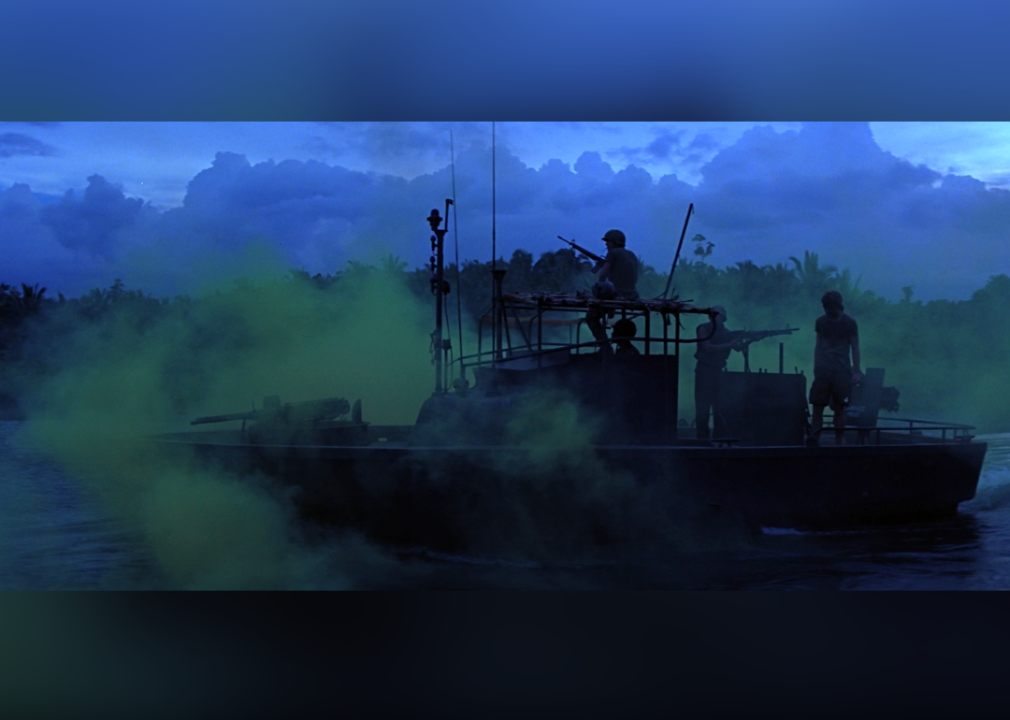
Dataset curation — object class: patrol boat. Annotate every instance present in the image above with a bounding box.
[152,202,988,551]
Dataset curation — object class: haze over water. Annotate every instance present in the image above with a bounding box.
[2,421,1008,590]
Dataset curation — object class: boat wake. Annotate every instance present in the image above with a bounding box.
[969,433,1010,510]
[759,526,809,536]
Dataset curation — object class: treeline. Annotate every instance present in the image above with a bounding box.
[3,247,1010,431]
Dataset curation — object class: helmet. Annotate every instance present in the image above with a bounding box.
[612,318,636,339]
[602,229,626,247]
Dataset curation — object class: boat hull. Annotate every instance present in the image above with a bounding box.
[153,432,987,551]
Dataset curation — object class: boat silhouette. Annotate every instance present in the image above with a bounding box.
[152,203,987,553]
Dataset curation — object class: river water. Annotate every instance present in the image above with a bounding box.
[2,420,1009,590]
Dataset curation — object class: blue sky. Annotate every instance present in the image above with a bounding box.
[2,121,1009,301]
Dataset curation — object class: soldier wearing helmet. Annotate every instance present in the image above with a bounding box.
[596,230,638,300]
[611,318,641,359]
[694,305,745,440]
[586,229,640,354]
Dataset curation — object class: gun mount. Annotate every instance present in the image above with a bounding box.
[723,327,800,372]
[192,395,368,445]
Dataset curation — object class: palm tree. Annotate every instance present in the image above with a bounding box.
[18,283,47,316]
[379,254,408,275]
[691,234,714,262]
[342,260,376,285]
[789,251,837,299]
[833,268,863,301]
[532,249,588,293]
[506,250,533,291]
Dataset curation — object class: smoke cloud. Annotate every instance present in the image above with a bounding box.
[20,259,435,588]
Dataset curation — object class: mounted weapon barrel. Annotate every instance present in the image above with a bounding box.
[190,410,260,425]
[728,327,800,345]
[191,396,351,425]
[723,327,800,373]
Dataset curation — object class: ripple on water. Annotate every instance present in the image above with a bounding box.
[0,421,157,589]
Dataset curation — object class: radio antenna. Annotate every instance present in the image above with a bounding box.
[451,130,464,375]
[492,121,496,272]
[490,121,498,359]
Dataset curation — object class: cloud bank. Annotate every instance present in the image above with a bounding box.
[2,122,1008,300]
[0,132,57,158]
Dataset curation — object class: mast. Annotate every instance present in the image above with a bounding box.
[428,200,452,394]
[491,122,496,272]
[451,131,464,381]
[492,121,503,361]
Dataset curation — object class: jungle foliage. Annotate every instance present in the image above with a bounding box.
[3,247,1009,431]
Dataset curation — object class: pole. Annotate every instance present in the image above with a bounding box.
[451,131,464,381]
[428,203,452,394]
[490,121,497,362]
[493,269,506,361]
[662,203,694,300]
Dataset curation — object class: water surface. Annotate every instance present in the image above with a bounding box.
[2,421,1008,589]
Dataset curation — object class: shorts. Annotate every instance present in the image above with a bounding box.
[809,369,852,411]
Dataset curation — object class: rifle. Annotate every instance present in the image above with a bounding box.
[724,327,799,373]
[558,236,605,271]
[725,327,800,346]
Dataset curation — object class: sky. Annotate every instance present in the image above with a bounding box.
[2,121,1009,301]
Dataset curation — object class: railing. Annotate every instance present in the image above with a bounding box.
[450,293,719,379]
[812,415,976,445]
[876,416,976,441]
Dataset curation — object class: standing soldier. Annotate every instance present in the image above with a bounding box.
[808,290,862,446]
[694,306,743,440]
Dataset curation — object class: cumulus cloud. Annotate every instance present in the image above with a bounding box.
[701,122,891,187]
[3,122,1010,301]
[305,122,492,179]
[0,184,78,280]
[687,122,1010,298]
[615,129,686,166]
[39,175,148,257]
[609,126,755,185]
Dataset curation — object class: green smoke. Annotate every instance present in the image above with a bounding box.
[18,257,437,588]
[6,240,1008,583]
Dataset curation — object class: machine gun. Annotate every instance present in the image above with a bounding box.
[191,395,367,445]
[557,236,605,271]
[723,327,800,373]
[191,396,353,426]
[725,327,799,346]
